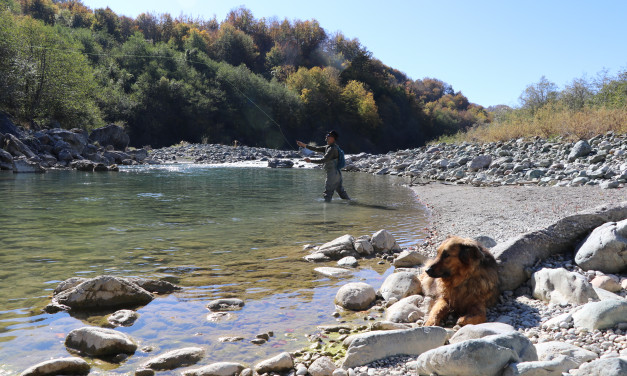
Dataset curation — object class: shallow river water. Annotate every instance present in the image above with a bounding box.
[0,164,428,374]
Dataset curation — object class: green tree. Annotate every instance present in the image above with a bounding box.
[210,22,258,68]
[519,76,558,113]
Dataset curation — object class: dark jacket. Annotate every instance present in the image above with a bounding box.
[306,143,339,171]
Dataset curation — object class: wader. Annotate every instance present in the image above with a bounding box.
[305,143,351,202]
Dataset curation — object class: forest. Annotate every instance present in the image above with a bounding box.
[0,0,490,152]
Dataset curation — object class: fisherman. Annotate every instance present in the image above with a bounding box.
[296,130,350,202]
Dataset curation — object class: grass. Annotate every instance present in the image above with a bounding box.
[432,106,627,144]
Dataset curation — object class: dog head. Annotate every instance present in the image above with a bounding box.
[425,236,484,279]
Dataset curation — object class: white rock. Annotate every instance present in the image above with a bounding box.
[181,362,246,376]
[342,327,448,369]
[308,356,336,376]
[335,282,376,311]
[317,235,356,260]
[143,347,204,370]
[314,267,352,278]
[107,309,139,327]
[254,352,293,374]
[448,322,517,344]
[392,250,427,267]
[337,256,358,268]
[572,300,627,330]
[20,357,90,376]
[353,237,374,255]
[531,268,599,305]
[384,295,433,323]
[371,230,397,252]
[573,357,627,376]
[591,276,622,293]
[535,341,598,365]
[65,327,137,357]
[502,355,578,376]
[378,272,421,301]
[575,220,627,273]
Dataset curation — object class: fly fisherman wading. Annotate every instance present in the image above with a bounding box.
[297,130,351,202]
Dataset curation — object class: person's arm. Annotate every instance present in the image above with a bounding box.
[296,140,325,153]
[309,146,338,164]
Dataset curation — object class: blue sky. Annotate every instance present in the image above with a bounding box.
[82,0,627,108]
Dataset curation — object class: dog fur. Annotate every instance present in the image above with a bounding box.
[420,236,499,326]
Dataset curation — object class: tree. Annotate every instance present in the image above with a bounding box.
[210,22,258,68]
[561,76,593,111]
[519,76,558,113]
[92,7,120,40]
[341,80,380,128]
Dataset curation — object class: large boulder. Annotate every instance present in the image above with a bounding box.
[48,129,87,155]
[65,327,136,357]
[393,249,427,267]
[469,154,493,170]
[384,295,433,323]
[448,322,517,344]
[142,347,204,371]
[572,300,627,330]
[567,140,593,162]
[410,332,537,376]
[575,220,627,273]
[181,362,246,376]
[254,352,293,375]
[89,124,129,150]
[315,235,357,260]
[0,148,13,170]
[48,275,154,311]
[2,133,36,158]
[308,356,336,376]
[531,268,599,305]
[492,202,627,291]
[574,357,627,376]
[371,230,398,252]
[13,157,45,173]
[378,272,421,301]
[20,357,90,376]
[335,282,376,311]
[534,341,598,366]
[342,327,448,369]
[0,112,22,137]
[354,236,374,256]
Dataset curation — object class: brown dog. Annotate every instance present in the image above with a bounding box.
[420,236,499,326]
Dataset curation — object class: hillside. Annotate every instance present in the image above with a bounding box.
[0,0,489,153]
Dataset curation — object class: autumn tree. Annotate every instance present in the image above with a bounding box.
[519,76,558,113]
[210,22,258,68]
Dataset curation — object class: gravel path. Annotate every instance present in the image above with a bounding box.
[412,183,626,248]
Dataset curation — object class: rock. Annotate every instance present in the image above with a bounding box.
[371,230,397,252]
[448,322,517,344]
[568,140,593,161]
[575,219,627,273]
[475,235,498,249]
[335,282,376,311]
[70,160,94,172]
[254,352,293,375]
[592,286,624,301]
[384,295,432,323]
[108,309,139,327]
[534,341,598,365]
[19,357,90,376]
[491,202,627,291]
[502,356,579,376]
[53,277,88,294]
[591,275,622,292]
[128,278,181,294]
[206,298,245,311]
[531,268,599,305]
[369,321,412,331]
[469,154,493,170]
[304,253,331,263]
[181,362,246,376]
[337,256,358,268]
[574,357,627,376]
[48,129,87,155]
[48,275,153,311]
[206,312,235,323]
[378,272,421,301]
[354,236,374,255]
[392,250,427,267]
[0,112,22,137]
[134,369,155,376]
[89,124,130,150]
[410,332,537,376]
[2,133,36,158]
[316,235,356,260]
[65,327,137,357]
[572,300,627,330]
[314,267,352,278]
[0,148,13,170]
[342,327,448,369]
[13,157,45,173]
[308,356,336,376]
[267,159,294,168]
[142,347,204,371]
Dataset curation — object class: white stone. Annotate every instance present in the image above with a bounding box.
[19,357,90,376]
[337,257,358,268]
[181,362,246,376]
[371,230,397,252]
[591,276,622,293]
[378,272,421,301]
[254,352,293,375]
[572,300,627,330]
[531,268,599,305]
[448,322,517,344]
[392,249,427,267]
[575,220,627,273]
[308,356,336,376]
[384,295,433,323]
[314,267,352,278]
[143,347,204,371]
[65,327,136,357]
[335,283,376,311]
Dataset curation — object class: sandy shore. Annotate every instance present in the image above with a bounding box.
[411,183,626,252]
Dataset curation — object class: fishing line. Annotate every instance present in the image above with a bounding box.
[21,44,297,149]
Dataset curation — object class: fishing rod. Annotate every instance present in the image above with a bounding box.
[21,44,297,150]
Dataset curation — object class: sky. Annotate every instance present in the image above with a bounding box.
[82,0,627,108]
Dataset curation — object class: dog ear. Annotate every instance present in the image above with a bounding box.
[459,244,482,265]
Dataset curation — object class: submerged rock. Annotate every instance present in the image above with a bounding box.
[20,357,90,376]
[206,298,245,312]
[142,347,204,371]
[65,327,136,357]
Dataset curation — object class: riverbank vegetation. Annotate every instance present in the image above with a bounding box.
[434,73,627,144]
[0,0,489,152]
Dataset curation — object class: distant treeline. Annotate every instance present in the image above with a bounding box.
[438,72,627,143]
[0,0,490,152]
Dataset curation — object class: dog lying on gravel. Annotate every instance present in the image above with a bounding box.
[420,236,499,326]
